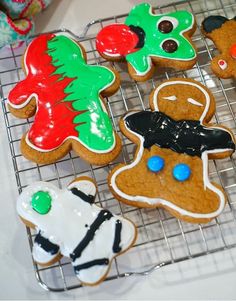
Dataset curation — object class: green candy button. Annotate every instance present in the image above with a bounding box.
[31,191,52,214]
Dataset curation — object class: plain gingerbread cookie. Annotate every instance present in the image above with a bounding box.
[108,78,235,224]
[8,33,121,165]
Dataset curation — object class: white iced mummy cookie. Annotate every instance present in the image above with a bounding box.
[17,177,137,286]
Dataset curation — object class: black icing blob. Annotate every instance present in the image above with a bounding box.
[202,15,232,33]
[125,111,235,157]
[35,231,60,255]
[129,25,146,48]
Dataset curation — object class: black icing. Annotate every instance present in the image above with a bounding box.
[70,210,113,261]
[129,25,145,48]
[202,15,235,33]
[74,258,109,273]
[34,231,60,255]
[125,111,235,157]
[70,187,95,204]
[112,220,122,253]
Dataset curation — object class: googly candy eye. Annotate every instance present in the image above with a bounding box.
[218,59,228,70]
[162,39,178,53]
[157,16,179,33]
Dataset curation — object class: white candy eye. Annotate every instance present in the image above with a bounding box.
[163,95,177,101]
[157,16,178,33]
[187,98,203,107]
[218,59,227,70]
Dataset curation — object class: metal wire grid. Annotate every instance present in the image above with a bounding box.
[1,0,236,292]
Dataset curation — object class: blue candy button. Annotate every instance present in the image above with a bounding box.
[173,163,191,181]
[147,156,165,173]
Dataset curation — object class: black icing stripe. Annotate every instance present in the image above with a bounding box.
[70,210,113,261]
[202,15,229,33]
[129,25,145,48]
[112,220,122,253]
[74,258,109,273]
[34,232,59,255]
[125,111,235,157]
[70,187,95,204]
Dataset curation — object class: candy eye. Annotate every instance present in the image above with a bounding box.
[31,191,52,214]
[161,39,178,53]
[218,59,228,70]
[147,156,165,173]
[157,16,178,33]
[173,163,191,182]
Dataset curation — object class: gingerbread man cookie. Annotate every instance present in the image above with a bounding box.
[108,78,235,224]
[8,33,121,165]
[96,3,197,81]
[17,177,137,286]
[202,15,236,79]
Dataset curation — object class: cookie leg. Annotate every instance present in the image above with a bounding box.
[33,231,61,266]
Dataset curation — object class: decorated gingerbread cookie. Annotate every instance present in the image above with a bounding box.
[108,78,235,224]
[17,177,137,286]
[96,3,197,81]
[8,33,121,165]
[202,15,236,79]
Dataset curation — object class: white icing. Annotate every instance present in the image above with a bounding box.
[33,242,59,264]
[187,97,203,107]
[156,16,179,30]
[17,179,136,284]
[163,95,177,101]
[110,80,235,220]
[8,34,117,154]
[218,59,228,70]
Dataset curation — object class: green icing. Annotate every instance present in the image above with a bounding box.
[125,3,196,74]
[47,35,115,152]
[31,191,52,215]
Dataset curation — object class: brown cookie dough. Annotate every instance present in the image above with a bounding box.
[108,78,235,224]
[201,15,236,79]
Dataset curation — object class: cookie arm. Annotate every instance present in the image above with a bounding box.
[203,126,235,158]
[32,231,60,265]
[8,77,37,118]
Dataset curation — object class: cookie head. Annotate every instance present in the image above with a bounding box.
[202,16,236,79]
[151,79,215,122]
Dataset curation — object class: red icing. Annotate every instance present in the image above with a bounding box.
[8,34,80,151]
[96,24,139,57]
[219,60,225,65]
[230,44,236,59]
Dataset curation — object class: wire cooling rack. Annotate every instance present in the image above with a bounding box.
[1,0,236,292]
